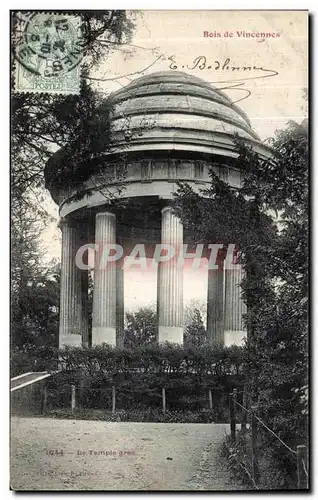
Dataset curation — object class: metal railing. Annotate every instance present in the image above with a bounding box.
[41,383,216,416]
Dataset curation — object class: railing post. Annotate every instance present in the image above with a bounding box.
[208,389,213,411]
[219,392,224,415]
[79,378,84,409]
[71,384,76,413]
[112,385,116,414]
[233,388,237,439]
[297,445,308,489]
[229,392,236,441]
[162,387,166,414]
[233,388,237,421]
[41,386,47,415]
[251,405,259,486]
[241,386,247,432]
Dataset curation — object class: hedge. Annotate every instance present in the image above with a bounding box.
[11,343,246,418]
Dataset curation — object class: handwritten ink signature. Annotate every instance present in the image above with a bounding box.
[165,55,279,103]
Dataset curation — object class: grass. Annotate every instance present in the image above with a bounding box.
[43,407,221,423]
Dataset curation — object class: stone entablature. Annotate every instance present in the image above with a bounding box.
[56,157,242,215]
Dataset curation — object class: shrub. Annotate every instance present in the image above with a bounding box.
[222,428,302,490]
[12,343,245,422]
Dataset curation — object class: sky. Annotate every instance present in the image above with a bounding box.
[41,10,308,327]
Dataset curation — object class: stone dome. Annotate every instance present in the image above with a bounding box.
[45,71,271,214]
[102,70,265,158]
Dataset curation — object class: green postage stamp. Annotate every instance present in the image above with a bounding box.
[13,12,84,94]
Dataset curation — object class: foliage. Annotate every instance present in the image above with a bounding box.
[11,11,136,349]
[11,343,245,420]
[222,433,254,489]
[222,429,301,490]
[55,343,245,376]
[123,306,208,348]
[173,119,308,487]
[52,344,241,418]
[11,345,59,376]
[184,308,207,347]
[11,254,60,348]
[124,307,157,348]
[184,298,206,327]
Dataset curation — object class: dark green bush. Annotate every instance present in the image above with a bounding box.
[55,342,245,378]
[11,345,59,377]
[12,343,245,422]
[222,427,304,490]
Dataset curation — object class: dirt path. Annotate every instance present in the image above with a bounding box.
[10,417,243,491]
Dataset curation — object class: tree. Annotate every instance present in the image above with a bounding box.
[124,308,157,348]
[184,308,207,347]
[173,119,308,486]
[184,299,206,328]
[11,11,136,349]
[11,258,60,349]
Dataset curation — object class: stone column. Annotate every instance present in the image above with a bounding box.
[59,219,83,348]
[224,265,247,335]
[79,229,90,348]
[158,206,183,344]
[116,266,125,348]
[81,270,89,347]
[207,261,225,345]
[92,212,117,346]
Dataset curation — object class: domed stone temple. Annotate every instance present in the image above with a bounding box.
[45,71,271,348]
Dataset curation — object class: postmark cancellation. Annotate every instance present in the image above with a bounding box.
[13,12,84,95]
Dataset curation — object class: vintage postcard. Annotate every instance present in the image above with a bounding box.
[10,10,309,491]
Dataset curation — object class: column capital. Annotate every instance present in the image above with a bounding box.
[96,211,116,219]
[58,217,78,230]
[161,205,174,215]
